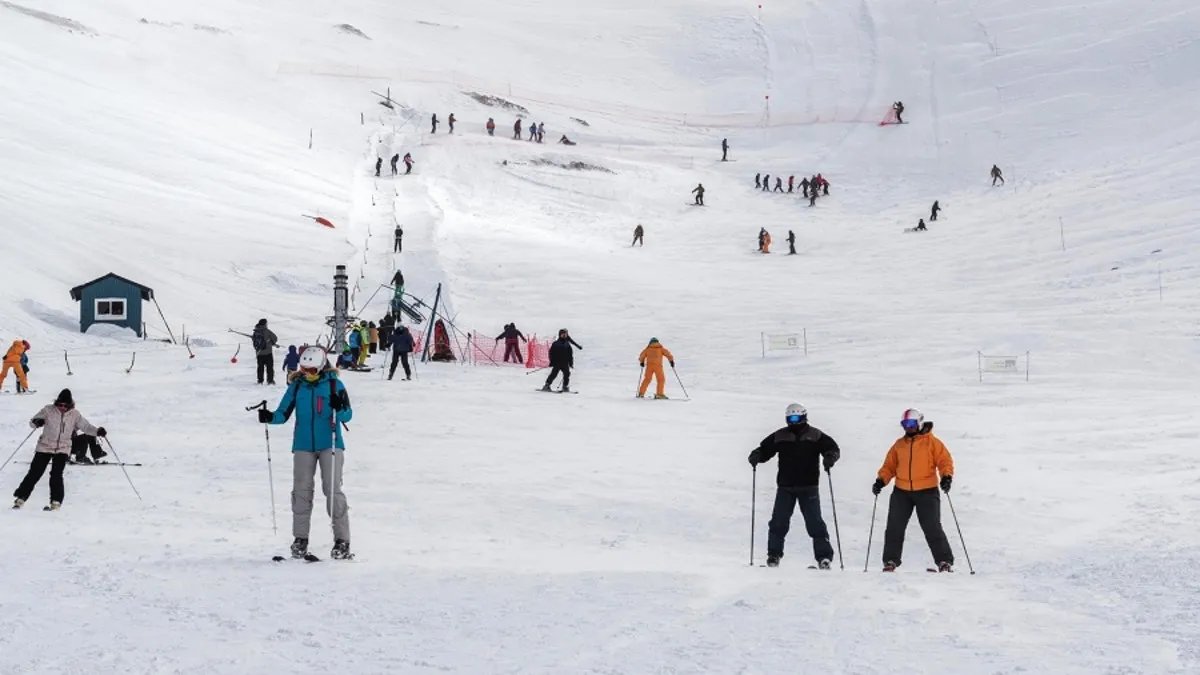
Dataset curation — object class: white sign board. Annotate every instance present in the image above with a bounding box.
[978,351,1030,382]
[762,331,807,357]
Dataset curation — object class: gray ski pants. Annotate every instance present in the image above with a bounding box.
[292,451,350,541]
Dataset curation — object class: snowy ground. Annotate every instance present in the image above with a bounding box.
[2,0,1199,673]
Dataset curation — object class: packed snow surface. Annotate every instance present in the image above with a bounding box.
[2,0,1198,673]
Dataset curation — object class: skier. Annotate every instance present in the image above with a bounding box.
[692,183,705,206]
[495,323,528,364]
[394,225,403,253]
[388,325,414,381]
[774,177,783,193]
[431,113,439,134]
[448,113,456,134]
[390,269,406,316]
[632,224,644,247]
[0,339,30,393]
[762,174,770,192]
[872,408,955,572]
[282,345,301,378]
[69,429,106,465]
[537,123,545,143]
[787,230,797,255]
[252,319,279,385]
[374,156,382,177]
[558,135,576,145]
[390,153,399,176]
[513,118,522,140]
[13,389,107,511]
[990,165,1004,186]
[356,323,371,366]
[542,329,582,392]
[801,177,810,198]
[403,153,414,175]
[368,322,379,355]
[818,174,829,195]
[486,118,496,136]
[915,218,927,232]
[755,173,761,189]
[346,323,363,365]
[721,138,729,161]
[259,348,354,560]
[761,230,772,253]
[787,176,794,193]
[379,313,395,350]
[930,200,941,221]
[808,189,818,207]
[747,403,840,568]
[893,101,904,124]
[636,338,675,399]
[528,123,538,141]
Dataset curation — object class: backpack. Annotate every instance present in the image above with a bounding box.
[252,331,267,352]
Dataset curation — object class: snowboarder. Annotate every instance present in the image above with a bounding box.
[872,408,955,572]
[636,338,675,399]
[721,138,729,161]
[787,176,794,193]
[390,269,405,316]
[747,403,840,568]
[915,219,927,232]
[13,389,106,511]
[893,101,904,124]
[801,177,810,198]
[787,230,796,255]
[486,118,496,136]
[990,165,1004,186]
[1,339,30,393]
[394,225,404,253]
[374,156,382,177]
[282,345,301,377]
[755,173,762,189]
[403,153,414,175]
[632,224,644,247]
[513,118,522,140]
[388,325,414,380]
[259,348,354,560]
[448,113,456,134]
[431,113,439,134]
[930,201,941,221]
[692,183,705,206]
[542,329,581,392]
[252,319,279,385]
[762,174,770,192]
[495,323,528,364]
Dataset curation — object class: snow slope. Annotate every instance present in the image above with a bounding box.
[2,0,1199,673]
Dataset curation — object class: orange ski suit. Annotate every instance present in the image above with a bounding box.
[1,340,28,391]
[638,342,675,397]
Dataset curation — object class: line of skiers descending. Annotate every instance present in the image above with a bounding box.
[754,173,830,203]
[748,405,957,571]
[377,153,414,177]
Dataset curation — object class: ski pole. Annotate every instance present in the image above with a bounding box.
[635,365,644,397]
[246,400,277,534]
[945,492,976,574]
[525,365,550,375]
[0,428,38,477]
[749,465,756,566]
[826,468,844,570]
[100,437,143,502]
[670,365,691,400]
[863,492,879,572]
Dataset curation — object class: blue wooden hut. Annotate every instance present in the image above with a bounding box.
[69,273,155,337]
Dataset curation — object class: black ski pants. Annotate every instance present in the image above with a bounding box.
[882,487,954,567]
[767,485,834,561]
[788,241,796,255]
[394,237,403,253]
[632,234,643,246]
[15,452,68,504]
[256,354,275,385]
[545,366,570,389]
[388,351,411,380]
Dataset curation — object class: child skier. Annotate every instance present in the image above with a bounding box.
[495,323,528,364]
[1,339,30,393]
[13,389,107,510]
[282,345,300,377]
[259,348,354,560]
[637,338,675,399]
[748,403,840,568]
[872,408,956,572]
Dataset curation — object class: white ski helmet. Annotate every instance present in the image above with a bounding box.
[901,408,924,429]
[785,403,807,425]
[298,347,328,371]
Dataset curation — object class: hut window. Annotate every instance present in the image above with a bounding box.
[95,298,127,320]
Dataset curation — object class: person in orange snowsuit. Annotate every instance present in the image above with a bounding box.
[1,340,30,392]
[637,338,675,399]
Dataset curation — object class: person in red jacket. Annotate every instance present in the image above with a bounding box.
[872,408,956,572]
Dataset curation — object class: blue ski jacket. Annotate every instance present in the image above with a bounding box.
[269,370,353,452]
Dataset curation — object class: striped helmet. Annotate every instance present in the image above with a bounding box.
[901,408,924,430]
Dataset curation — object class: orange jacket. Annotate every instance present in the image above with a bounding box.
[877,424,954,491]
[638,343,674,368]
[3,340,25,365]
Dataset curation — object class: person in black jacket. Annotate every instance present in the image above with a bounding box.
[495,323,528,364]
[747,403,840,568]
[389,326,414,381]
[541,329,582,392]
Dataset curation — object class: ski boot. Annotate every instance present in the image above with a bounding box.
[290,537,309,559]
[93,448,108,462]
[43,501,61,512]
[636,393,645,398]
[937,561,954,573]
[561,385,570,393]
[654,394,669,400]
[540,384,552,392]
[766,553,782,568]
[331,539,354,560]
[882,561,898,572]
[12,498,24,510]
[817,559,832,570]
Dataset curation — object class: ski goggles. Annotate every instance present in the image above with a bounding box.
[786,414,806,425]
[900,418,921,430]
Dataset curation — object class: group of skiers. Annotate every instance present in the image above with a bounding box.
[755,228,798,255]
[430,113,457,134]
[1,339,31,393]
[748,404,958,572]
[377,153,414,177]
[754,173,830,206]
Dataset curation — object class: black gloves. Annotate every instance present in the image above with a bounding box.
[258,409,273,424]
[96,427,107,438]
[872,478,885,495]
[823,455,836,471]
[31,418,45,428]
[940,475,952,493]
[669,361,675,368]
[331,391,348,411]
[639,362,645,368]
[747,449,762,466]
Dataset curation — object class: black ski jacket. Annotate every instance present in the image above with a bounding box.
[754,423,840,487]
[548,337,581,368]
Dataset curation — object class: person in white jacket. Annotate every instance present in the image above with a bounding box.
[12,389,106,511]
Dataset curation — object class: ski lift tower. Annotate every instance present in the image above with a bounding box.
[332,265,349,353]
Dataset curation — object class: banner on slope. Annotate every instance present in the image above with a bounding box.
[761,331,807,358]
[977,351,1030,382]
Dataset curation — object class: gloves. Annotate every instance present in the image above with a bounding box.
[639,362,645,368]
[258,409,273,424]
[940,475,952,493]
[331,391,348,411]
[872,478,885,495]
[822,455,836,471]
[669,361,675,368]
[747,449,762,466]
[31,418,45,428]
[96,427,107,438]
